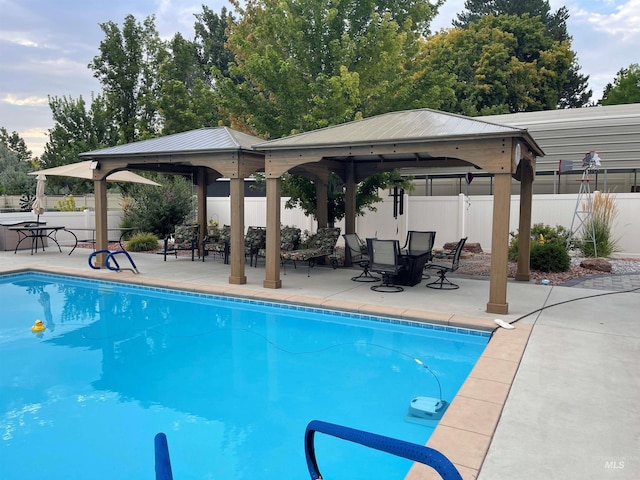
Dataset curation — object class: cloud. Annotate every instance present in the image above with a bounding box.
[575,0,640,38]
[0,95,49,107]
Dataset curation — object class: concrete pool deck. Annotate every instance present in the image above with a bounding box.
[1,247,638,479]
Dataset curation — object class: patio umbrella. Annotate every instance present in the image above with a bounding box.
[28,161,161,186]
[31,173,46,222]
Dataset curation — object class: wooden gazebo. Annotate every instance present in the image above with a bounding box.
[81,127,265,285]
[254,109,543,314]
[81,109,543,315]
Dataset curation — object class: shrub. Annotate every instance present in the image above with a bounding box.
[578,191,619,258]
[122,174,193,238]
[126,232,160,252]
[529,243,571,272]
[508,223,570,261]
[55,194,77,212]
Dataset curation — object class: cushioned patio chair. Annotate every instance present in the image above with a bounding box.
[255,225,301,267]
[163,224,199,261]
[244,226,266,267]
[281,227,340,276]
[343,233,379,282]
[202,224,231,263]
[424,237,467,290]
[367,238,405,292]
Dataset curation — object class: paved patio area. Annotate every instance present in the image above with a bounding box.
[1,246,638,479]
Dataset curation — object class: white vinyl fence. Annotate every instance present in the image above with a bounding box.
[2,193,637,255]
[207,193,640,256]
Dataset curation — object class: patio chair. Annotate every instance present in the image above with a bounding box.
[367,238,405,293]
[424,237,467,290]
[202,224,231,263]
[281,227,340,276]
[255,225,301,267]
[244,226,266,267]
[343,233,379,282]
[163,224,199,261]
[403,230,436,279]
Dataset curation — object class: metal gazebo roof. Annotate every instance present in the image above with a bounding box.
[81,127,263,158]
[254,108,543,155]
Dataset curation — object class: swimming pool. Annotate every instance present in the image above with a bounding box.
[0,272,489,479]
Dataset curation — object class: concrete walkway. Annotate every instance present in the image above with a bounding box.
[563,272,640,292]
[1,247,638,479]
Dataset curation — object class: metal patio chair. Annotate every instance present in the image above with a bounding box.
[367,238,405,293]
[343,233,379,282]
[403,230,436,279]
[425,237,467,290]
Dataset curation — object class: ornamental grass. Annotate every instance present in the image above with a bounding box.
[579,191,620,258]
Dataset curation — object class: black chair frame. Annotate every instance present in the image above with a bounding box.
[367,238,405,293]
[425,237,467,290]
[343,233,380,282]
[403,230,436,280]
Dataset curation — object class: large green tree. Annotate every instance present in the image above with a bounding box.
[157,33,222,135]
[215,0,444,138]
[194,6,236,83]
[38,95,119,194]
[0,127,32,163]
[452,0,591,108]
[0,143,35,195]
[600,64,640,105]
[89,15,168,143]
[423,14,575,115]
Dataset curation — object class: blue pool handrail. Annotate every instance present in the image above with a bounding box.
[88,249,139,274]
[154,422,462,479]
[154,433,174,480]
[304,420,463,480]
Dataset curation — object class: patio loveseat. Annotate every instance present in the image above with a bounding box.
[255,225,301,267]
[281,227,340,276]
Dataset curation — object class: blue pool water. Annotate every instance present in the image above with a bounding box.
[0,273,489,479]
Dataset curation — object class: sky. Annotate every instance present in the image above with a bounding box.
[1,0,639,158]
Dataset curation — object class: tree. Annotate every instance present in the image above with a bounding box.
[38,95,119,194]
[452,0,591,108]
[157,33,221,135]
[255,170,412,226]
[423,15,575,115]
[89,14,168,143]
[454,0,567,37]
[193,6,236,83]
[600,64,640,105]
[0,128,32,163]
[0,143,35,195]
[215,0,443,138]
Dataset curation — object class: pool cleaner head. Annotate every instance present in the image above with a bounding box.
[405,358,448,423]
[407,396,448,420]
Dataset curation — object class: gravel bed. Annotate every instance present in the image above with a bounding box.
[453,253,640,285]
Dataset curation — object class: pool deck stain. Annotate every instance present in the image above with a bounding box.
[2,249,638,480]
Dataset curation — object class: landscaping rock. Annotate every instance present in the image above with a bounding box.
[443,241,482,253]
[580,258,612,272]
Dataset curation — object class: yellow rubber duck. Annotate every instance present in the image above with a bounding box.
[31,319,46,333]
